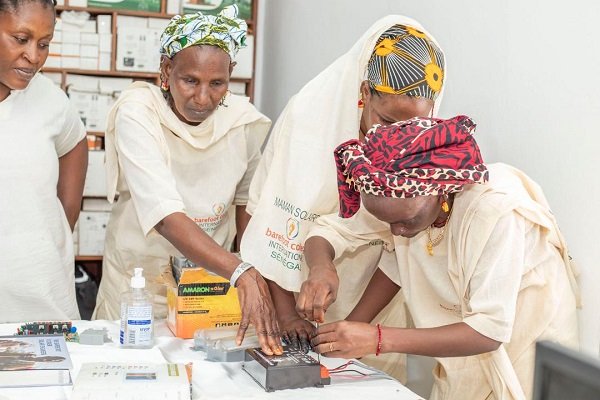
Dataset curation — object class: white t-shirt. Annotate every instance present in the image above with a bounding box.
[0,74,85,322]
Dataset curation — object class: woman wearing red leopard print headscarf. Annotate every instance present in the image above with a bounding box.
[300,115,580,400]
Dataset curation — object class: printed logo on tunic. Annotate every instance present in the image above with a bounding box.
[273,196,320,222]
[439,303,462,317]
[193,203,227,233]
[212,203,225,216]
[286,218,300,240]
[265,225,304,271]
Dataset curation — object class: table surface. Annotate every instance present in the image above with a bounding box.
[0,320,423,400]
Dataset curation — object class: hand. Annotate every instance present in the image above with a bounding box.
[279,315,316,354]
[311,320,378,359]
[296,263,339,323]
[235,268,283,355]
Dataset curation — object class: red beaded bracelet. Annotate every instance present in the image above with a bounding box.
[375,323,382,356]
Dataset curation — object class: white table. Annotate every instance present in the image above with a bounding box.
[0,320,423,400]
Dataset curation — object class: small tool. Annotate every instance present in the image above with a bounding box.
[315,322,320,364]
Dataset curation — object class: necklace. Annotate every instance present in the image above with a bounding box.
[426,206,454,256]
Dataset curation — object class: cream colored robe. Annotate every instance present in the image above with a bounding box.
[94,82,271,319]
[308,163,580,400]
[240,15,446,381]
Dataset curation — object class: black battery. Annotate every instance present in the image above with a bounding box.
[242,347,324,392]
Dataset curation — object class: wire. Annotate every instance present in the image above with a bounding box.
[327,360,394,380]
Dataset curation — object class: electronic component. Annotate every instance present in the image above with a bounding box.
[193,325,255,351]
[242,347,328,392]
[79,328,111,345]
[193,325,259,362]
[205,336,261,362]
[16,321,73,335]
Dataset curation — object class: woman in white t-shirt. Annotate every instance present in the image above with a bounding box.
[93,6,282,355]
[0,0,87,322]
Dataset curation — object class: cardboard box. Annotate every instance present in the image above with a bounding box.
[80,57,99,70]
[182,0,252,20]
[81,44,99,58]
[82,150,107,197]
[61,56,80,69]
[78,211,110,256]
[62,43,80,57]
[165,266,242,339]
[81,32,100,45]
[82,198,112,212]
[62,31,80,44]
[45,55,62,68]
[116,15,148,29]
[98,34,112,52]
[96,15,112,34]
[88,0,160,12]
[52,30,63,43]
[147,17,169,30]
[166,0,182,14]
[98,52,111,70]
[49,43,62,56]
[116,27,162,72]
[231,34,253,79]
[42,72,63,86]
[228,81,246,96]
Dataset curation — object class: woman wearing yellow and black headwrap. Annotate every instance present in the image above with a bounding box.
[240,16,445,380]
[94,6,281,355]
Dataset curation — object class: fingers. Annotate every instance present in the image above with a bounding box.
[236,271,283,356]
[281,320,315,354]
[296,282,311,319]
[312,290,334,323]
[236,319,250,347]
[311,332,341,356]
[310,330,337,349]
[296,283,329,322]
[254,310,283,356]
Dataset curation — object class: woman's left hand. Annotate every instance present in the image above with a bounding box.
[311,320,378,359]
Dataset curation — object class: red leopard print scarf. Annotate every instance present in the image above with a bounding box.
[334,115,488,218]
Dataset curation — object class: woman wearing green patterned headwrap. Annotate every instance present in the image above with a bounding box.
[96,6,282,356]
[158,4,247,122]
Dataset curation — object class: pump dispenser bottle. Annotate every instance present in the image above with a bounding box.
[119,267,154,348]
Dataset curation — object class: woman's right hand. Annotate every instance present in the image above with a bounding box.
[280,315,316,353]
[296,263,339,323]
[235,268,283,355]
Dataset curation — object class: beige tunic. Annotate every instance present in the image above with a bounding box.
[94,82,271,319]
[240,15,446,381]
[308,163,580,400]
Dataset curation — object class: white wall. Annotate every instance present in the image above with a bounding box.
[255,0,600,386]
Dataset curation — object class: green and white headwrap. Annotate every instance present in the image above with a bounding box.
[160,5,247,60]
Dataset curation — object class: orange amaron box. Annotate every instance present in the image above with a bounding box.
[165,266,242,339]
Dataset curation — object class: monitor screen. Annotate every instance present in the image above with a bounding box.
[533,341,600,400]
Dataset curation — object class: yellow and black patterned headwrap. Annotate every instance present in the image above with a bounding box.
[367,24,445,100]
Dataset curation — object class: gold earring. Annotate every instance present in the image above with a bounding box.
[160,76,169,92]
[441,200,449,213]
[218,90,230,107]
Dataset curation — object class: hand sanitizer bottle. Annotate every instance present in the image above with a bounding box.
[119,267,153,348]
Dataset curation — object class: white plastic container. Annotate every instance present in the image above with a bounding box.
[119,267,153,348]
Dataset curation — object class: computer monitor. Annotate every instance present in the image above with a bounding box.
[533,341,600,400]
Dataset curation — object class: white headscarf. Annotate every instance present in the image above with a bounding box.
[241,15,447,291]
